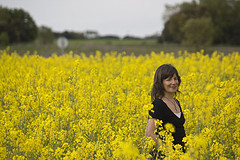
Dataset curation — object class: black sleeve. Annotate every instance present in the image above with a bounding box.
[149,99,164,120]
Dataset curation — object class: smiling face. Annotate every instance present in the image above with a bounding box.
[162,73,179,94]
[151,64,181,100]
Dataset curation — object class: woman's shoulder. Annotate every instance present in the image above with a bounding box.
[152,98,162,103]
[149,98,166,119]
[152,98,165,107]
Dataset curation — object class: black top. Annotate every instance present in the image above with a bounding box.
[149,98,186,146]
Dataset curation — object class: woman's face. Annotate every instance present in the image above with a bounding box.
[162,73,179,94]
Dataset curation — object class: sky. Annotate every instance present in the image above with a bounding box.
[0,0,193,38]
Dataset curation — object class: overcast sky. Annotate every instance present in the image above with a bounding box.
[0,0,192,38]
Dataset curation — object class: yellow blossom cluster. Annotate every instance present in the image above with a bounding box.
[0,48,239,159]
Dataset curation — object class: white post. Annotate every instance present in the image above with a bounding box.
[57,37,68,55]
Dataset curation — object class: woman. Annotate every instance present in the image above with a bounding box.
[145,64,186,159]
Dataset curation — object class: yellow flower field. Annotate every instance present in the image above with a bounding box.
[0,48,239,159]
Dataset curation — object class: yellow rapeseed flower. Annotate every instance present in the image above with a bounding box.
[0,48,239,159]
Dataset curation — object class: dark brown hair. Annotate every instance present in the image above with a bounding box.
[151,64,181,101]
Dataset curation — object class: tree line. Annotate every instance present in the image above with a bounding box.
[0,6,149,46]
[0,6,101,45]
[160,0,240,47]
[0,6,38,45]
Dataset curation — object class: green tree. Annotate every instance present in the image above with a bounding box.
[200,0,240,44]
[161,0,240,45]
[160,1,209,43]
[0,6,38,44]
[181,17,215,49]
[0,32,9,46]
[0,6,10,45]
[38,26,55,44]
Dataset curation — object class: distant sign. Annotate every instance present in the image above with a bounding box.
[57,37,68,54]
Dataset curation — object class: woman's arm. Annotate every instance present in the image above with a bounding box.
[145,118,162,149]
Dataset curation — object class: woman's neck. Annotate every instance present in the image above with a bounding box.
[163,92,175,99]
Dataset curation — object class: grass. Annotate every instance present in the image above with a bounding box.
[1,39,240,57]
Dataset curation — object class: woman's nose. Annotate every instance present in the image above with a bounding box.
[171,79,177,84]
